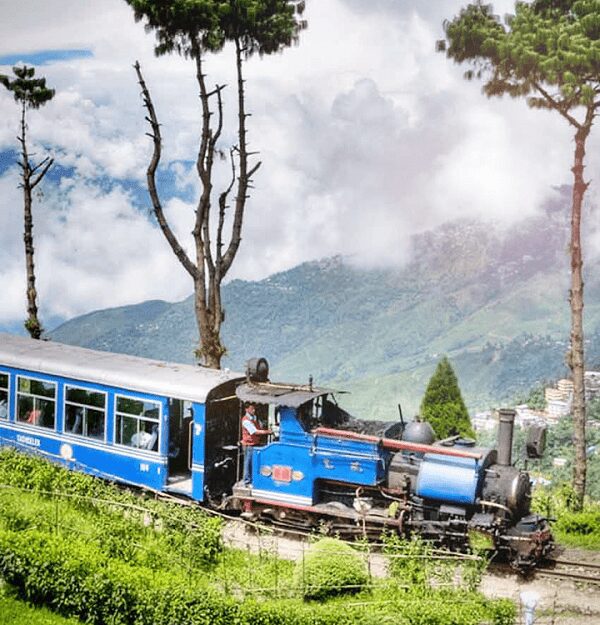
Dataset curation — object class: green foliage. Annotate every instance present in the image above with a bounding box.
[514,382,547,410]
[0,448,223,565]
[382,534,490,593]
[440,1,600,111]
[126,0,306,58]
[0,484,514,624]
[0,65,55,109]
[420,356,474,438]
[293,538,368,601]
[382,534,431,587]
[0,586,81,625]
[0,517,516,625]
[532,483,600,548]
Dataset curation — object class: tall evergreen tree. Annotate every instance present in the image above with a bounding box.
[127,0,306,368]
[420,357,474,439]
[0,66,55,339]
[438,0,600,507]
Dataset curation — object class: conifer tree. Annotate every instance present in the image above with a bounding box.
[0,66,55,339]
[438,0,600,507]
[420,357,474,439]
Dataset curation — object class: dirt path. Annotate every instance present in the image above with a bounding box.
[223,524,600,624]
[481,548,600,625]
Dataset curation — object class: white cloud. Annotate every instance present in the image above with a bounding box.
[0,172,190,324]
[0,0,598,329]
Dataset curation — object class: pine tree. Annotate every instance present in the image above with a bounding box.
[0,66,55,339]
[420,357,474,439]
[438,0,600,507]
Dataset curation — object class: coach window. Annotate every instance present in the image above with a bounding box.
[65,386,106,440]
[115,395,160,452]
[17,376,56,430]
[0,373,8,420]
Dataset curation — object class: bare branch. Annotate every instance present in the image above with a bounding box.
[134,60,197,280]
[221,37,256,277]
[30,156,51,175]
[30,157,54,189]
[217,148,237,267]
[532,80,583,130]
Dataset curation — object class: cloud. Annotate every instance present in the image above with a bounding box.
[0,0,599,330]
[0,171,190,325]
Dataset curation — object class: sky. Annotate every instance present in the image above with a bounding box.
[0,0,598,333]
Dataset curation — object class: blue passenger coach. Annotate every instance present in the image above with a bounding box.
[0,333,243,501]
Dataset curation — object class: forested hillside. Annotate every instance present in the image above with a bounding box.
[51,195,600,418]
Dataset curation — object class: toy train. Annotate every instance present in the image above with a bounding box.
[0,333,553,569]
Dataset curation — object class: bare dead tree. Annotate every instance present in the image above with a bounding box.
[135,47,259,368]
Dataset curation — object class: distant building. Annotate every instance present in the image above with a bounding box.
[552,457,568,468]
[544,378,572,420]
[471,370,600,433]
[471,410,495,432]
[514,404,546,428]
[585,371,600,401]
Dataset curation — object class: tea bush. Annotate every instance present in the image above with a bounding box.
[294,538,368,601]
[0,522,515,625]
[0,449,516,624]
[0,448,223,564]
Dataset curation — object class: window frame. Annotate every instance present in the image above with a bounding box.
[64,384,107,443]
[0,371,9,421]
[16,374,57,431]
[113,393,161,454]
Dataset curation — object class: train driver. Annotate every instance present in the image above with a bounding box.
[241,402,271,485]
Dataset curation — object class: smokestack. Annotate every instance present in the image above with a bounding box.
[497,408,516,466]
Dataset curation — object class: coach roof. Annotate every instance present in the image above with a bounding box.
[0,333,243,403]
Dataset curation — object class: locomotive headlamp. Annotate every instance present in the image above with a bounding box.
[246,357,269,382]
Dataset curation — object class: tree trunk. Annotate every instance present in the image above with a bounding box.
[194,277,223,368]
[20,103,43,340]
[568,123,590,509]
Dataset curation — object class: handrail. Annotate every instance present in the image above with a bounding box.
[311,427,483,460]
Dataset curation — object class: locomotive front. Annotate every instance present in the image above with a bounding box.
[385,408,553,568]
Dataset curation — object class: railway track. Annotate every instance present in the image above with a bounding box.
[535,558,600,585]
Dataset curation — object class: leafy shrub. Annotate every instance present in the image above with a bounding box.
[294,538,368,601]
[382,534,431,587]
[0,521,515,625]
[555,509,600,536]
[532,482,600,548]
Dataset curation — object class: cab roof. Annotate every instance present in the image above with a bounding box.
[236,380,340,408]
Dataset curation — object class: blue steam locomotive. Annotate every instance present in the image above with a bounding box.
[0,334,553,568]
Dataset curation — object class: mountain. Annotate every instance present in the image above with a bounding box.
[50,193,600,419]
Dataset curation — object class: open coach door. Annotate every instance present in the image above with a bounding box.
[166,399,194,495]
[197,379,241,502]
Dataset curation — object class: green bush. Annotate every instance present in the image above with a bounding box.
[382,534,431,586]
[0,522,515,625]
[294,538,368,601]
[532,483,600,548]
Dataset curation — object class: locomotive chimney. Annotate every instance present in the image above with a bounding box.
[497,408,516,466]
